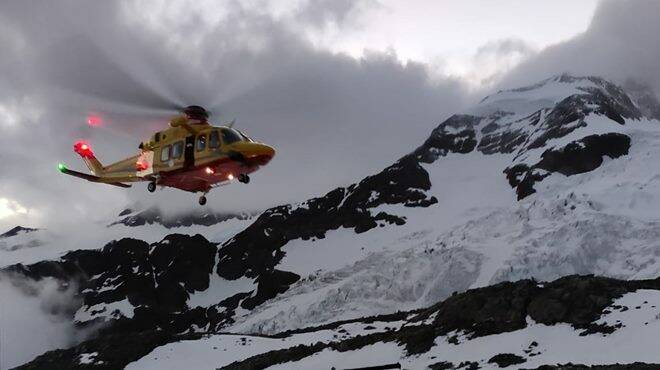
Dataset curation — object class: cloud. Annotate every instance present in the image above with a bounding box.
[499,0,660,92]
[295,0,372,29]
[474,39,536,61]
[0,0,469,228]
[446,38,537,88]
[0,275,88,368]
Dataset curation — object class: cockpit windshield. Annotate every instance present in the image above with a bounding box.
[221,128,243,145]
[236,129,254,142]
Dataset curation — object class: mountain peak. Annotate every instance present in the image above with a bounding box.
[473,74,640,121]
[110,205,254,228]
[0,226,38,239]
[623,78,660,121]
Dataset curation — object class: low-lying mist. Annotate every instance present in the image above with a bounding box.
[0,274,92,368]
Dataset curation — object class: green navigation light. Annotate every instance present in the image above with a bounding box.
[58,163,67,173]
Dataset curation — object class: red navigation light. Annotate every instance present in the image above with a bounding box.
[136,160,149,171]
[74,141,95,158]
[87,114,102,127]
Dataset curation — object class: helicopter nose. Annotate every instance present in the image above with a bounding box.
[264,145,275,159]
[233,142,275,165]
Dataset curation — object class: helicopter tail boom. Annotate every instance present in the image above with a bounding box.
[57,164,131,188]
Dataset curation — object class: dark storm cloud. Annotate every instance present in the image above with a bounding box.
[499,0,660,92]
[0,0,468,228]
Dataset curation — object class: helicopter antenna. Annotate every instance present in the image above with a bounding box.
[227,119,236,128]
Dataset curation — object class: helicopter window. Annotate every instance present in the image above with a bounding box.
[172,141,184,159]
[160,145,171,162]
[155,132,160,143]
[196,134,207,151]
[209,130,220,149]
[221,128,242,145]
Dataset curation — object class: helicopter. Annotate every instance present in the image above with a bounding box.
[58,105,275,205]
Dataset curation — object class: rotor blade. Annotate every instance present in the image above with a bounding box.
[40,34,185,112]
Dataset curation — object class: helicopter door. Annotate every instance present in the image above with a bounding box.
[184,135,195,169]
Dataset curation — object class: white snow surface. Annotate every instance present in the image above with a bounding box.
[74,298,135,323]
[78,352,102,365]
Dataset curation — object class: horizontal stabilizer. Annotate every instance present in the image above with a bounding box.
[58,165,131,188]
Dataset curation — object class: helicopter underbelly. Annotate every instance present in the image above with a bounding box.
[157,155,269,193]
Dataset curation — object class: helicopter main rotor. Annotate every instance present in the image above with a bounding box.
[182,105,210,121]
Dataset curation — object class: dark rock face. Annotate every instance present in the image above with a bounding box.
[504,133,631,199]
[488,353,526,368]
[413,114,480,163]
[111,206,252,228]
[536,133,630,176]
[0,226,38,238]
[117,208,133,217]
[429,362,456,370]
[415,280,536,339]
[477,109,537,156]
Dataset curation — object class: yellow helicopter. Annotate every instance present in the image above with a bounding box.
[58,105,275,205]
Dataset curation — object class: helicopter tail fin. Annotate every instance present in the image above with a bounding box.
[73,141,105,176]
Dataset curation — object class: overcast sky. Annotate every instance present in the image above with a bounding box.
[0,0,657,232]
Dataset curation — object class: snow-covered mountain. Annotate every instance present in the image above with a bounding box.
[4,74,660,369]
[110,206,254,228]
[0,226,41,252]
